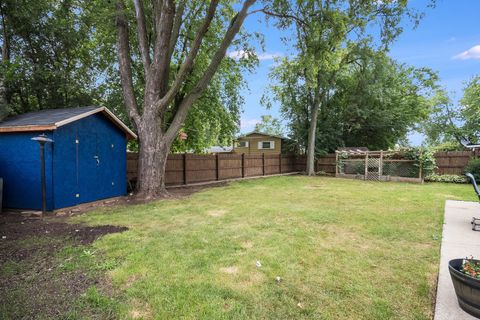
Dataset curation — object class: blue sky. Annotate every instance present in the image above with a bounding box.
[232,0,480,145]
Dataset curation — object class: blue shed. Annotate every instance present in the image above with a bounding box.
[0,106,137,211]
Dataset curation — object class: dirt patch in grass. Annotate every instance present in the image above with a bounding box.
[220,266,239,274]
[304,185,326,190]
[0,212,127,319]
[129,298,153,319]
[208,209,227,217]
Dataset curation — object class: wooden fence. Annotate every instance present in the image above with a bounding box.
[434,150,480,175]
[127,153,305,186]
[127,150,477,186]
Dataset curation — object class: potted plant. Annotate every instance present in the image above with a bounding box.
[449,257,480,318]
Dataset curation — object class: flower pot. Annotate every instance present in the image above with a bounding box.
[449,258,480,318]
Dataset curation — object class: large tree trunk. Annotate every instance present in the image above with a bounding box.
[136,139,171,198]
[136,120,172,198]
[115,0,256,199]
[306,102,320,175]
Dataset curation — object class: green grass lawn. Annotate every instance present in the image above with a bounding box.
[71,176,475,319]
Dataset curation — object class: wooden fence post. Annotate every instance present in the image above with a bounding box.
[262,153,265,176]
[379,150,383,178]
[183,153,187,185]
[364,152,369,180]
[241,153,245,178]
[216,154,219,181]
[279,153,282,174]
[335,152,339,177]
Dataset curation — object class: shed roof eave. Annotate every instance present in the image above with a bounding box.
[0,125,56,133]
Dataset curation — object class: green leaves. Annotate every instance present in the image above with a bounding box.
[421,75,480,146]
[254,115,284,136]
[0,0,99,114]
[270,48,437,153]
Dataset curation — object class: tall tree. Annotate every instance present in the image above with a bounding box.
[271,50,437,153]
[459,75,480,144]
[254,115,283,136]
[265,0,429,175]
[422,75,480,146]
[114,0,260,198]
[0,0,98,115]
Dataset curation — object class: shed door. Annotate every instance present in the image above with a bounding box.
[95,135,119,199]
[76,129,119,204]
[77,130,99,204]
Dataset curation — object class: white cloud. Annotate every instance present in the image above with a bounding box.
[240,118,260,130]
[227,50,282,61]
[453,45,480,60]
[257,52,283,60]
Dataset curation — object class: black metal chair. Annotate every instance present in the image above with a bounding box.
[465,173,480,231]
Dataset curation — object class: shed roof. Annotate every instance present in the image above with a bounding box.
[237,131,287,140]
[0,106,137,139]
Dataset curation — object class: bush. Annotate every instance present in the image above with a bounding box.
[424,174,467,184]
[465,158,480,181]
[401,147,437,177]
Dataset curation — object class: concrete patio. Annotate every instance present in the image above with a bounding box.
[435,200,480,320]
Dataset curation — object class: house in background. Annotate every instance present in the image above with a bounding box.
[0,106,136,211]
[233,131,289,155]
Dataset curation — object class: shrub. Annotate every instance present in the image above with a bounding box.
[465,158,480,181]
[401,147,437,177]
[424,174,467,184]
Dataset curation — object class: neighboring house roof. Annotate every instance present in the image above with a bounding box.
[237,131,287,140]
[204,146,233,153]
[0,106,137,140]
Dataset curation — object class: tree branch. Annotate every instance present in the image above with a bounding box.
[155,0,219,111]
[115,0,141,127]
[249,8,306,26]
[149,0,175,100]
[133,0,151,76]
[168,0,186,61]
[164,0,256,143]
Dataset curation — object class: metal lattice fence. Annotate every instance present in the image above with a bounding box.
[336,150,422,183]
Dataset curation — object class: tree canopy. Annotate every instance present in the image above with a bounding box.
[254,115,284,136]
[0,0,98,118]
[422,75,480,147]
[262,0,430,174]
[271,50,437,153]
